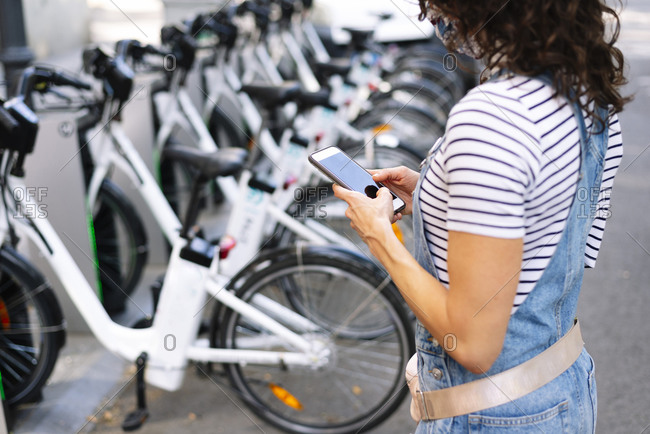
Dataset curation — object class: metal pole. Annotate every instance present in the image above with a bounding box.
[0,0,35,96]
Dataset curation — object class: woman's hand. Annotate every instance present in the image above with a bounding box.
[332,184,397,249]
[369,166,420,215]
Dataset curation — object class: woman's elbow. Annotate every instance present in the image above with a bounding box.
[449,343,501,375]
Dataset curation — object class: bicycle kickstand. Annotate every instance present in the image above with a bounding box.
[122,352,149,431]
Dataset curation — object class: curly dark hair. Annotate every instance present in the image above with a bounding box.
[418,0,631,127]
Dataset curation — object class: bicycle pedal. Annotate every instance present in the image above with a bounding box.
[121,408,149,431]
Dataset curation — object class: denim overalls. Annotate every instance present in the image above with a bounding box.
[412,76,609,433]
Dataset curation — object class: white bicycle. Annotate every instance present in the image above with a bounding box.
[0,95,414,433]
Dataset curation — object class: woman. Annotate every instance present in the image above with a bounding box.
[334,0,629,431]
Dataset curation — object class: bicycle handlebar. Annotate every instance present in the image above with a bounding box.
[50,70,92,90]
[0,104,20,137]
[114,39,169,63]
[0,98,39,177]
[83,47,134,102]
[160,25,197,71]
[17,66,92,108]
[237,1,271,32]
[188,12,238,51]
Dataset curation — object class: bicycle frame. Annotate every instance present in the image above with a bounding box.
[3,170,327,392]
[150,54,357,272]
[255,25,389,164]
[86,101,182,244]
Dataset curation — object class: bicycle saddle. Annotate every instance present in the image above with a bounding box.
[239,82,301,108]
[341,27,375,49]
[162,146,247,180]
[294,88,336,111]
[313,59,352,79]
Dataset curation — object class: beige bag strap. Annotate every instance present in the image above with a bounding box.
[411,320,584,421]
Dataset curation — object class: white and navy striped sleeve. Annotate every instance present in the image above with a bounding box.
[436,88,540,239]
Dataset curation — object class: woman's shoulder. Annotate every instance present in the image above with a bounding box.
[454,74,557,116]
[441,74,554,181]
[445,75,547,151]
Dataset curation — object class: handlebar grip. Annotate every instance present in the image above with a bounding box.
[1,99,39,176]
[0,105,20,135]
[144,44,168,56]
[51,70,92,90]
[115,39,166,57]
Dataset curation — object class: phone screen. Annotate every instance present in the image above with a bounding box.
[319,151,381,196]
[309,147,406,213]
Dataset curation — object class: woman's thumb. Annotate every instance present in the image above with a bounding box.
[378,187,393,200]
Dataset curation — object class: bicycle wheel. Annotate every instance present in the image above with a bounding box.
[0,247,65,405]
[352,101,445,156]
[386,58,466,103]
[369,77,454,123]
[92,179,148,315]
[337,140,425,172]
[218,247,414,434]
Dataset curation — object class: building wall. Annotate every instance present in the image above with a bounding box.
[23,0,90,59]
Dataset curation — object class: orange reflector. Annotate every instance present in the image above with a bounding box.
[269,383,303,411]
[371,124,392,135]
[392,223,404,244]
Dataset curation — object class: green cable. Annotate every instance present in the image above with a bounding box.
[86,200,103,302]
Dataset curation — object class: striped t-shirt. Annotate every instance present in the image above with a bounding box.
[419,74,623,312]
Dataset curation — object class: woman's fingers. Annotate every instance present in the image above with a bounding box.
[371,170,391,182]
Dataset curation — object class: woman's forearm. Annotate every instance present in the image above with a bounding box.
[366,224,522,374]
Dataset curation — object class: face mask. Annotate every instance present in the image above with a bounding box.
[426,5,482,58]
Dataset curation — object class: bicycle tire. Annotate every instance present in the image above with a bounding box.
[339,136,425,172]
[369,77,454,122]
[352,101,445,156]
[92,179,148,315]
[0,246,65,406]
[218,246,414,434]
[386,58,466,103]
[393,43,480,92]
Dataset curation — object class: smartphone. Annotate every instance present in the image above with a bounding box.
[309,146,406,214]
